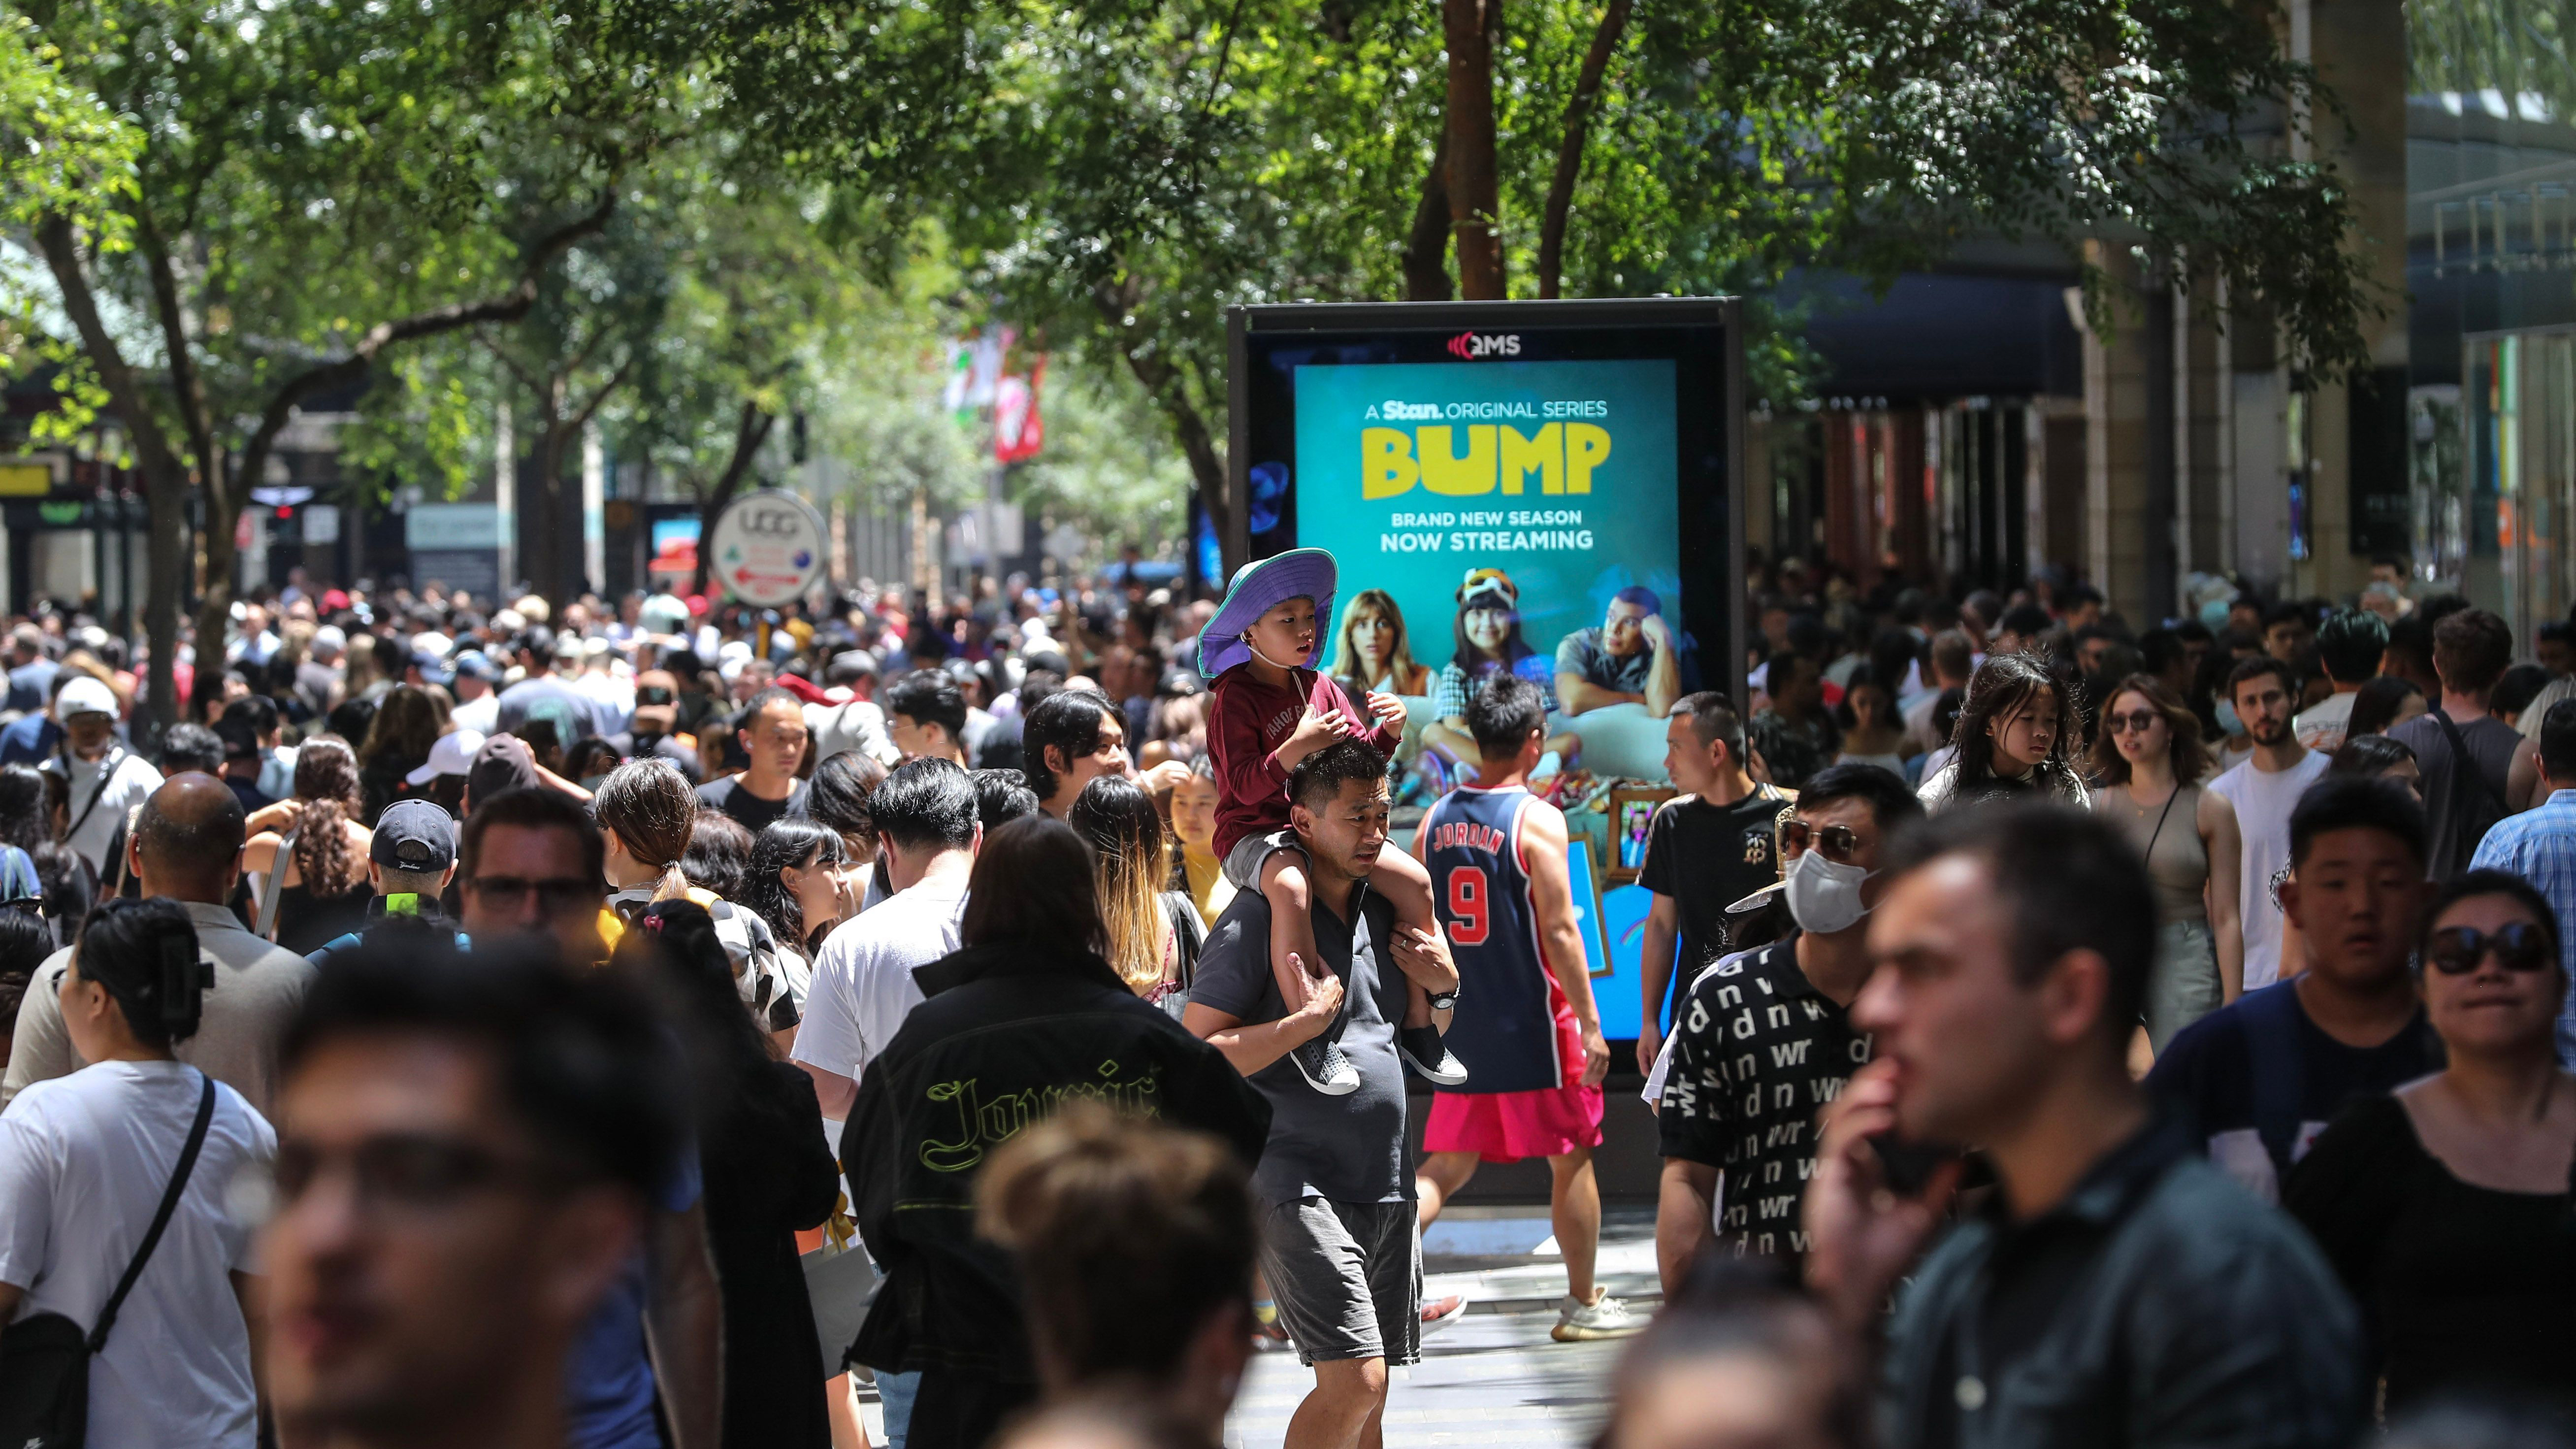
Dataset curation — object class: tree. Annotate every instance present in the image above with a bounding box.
[5,0,671,726]
[718,0,2373,548]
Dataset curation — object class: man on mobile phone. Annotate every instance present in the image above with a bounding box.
[1649,764,1919,1291]
[1805,803,2361,1449]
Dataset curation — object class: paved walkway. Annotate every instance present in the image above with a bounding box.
[1225,1205,1658,1449]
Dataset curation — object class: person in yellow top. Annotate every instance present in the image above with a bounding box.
[1168,757,1236,926]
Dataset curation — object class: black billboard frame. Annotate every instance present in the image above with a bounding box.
[1225,296,1749,713]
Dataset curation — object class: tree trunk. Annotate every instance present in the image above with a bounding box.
[1536,0,1632,300]
[1443,0,1505,299]
[1091,281,1230,545]
[32,214,195,736]
[1402,133,1455,301]
[690,400,777,597]
[189,446,242,722]
[528,391,575,605]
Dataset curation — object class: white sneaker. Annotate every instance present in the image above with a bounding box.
[1551,1289,1644,1342]
[1290,1037,1361,1095]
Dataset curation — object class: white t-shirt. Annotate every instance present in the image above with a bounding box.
[0,1061,273,1449]
[46,748,164,875]
[2209,749,2332,989]
[2291,692,2357,754]
[788,872,970,1105]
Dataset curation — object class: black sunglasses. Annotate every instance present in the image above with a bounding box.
[2426,922,2554,976]
[1780,819,1862,862]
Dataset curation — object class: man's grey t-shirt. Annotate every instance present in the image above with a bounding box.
[4,901,314,1118]
[1554,627,1652,697]
[2389,710,2522,880]
[1193,884,1410,1206]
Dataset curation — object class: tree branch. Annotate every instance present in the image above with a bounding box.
[1091,276,1228,542]
[566,350,639,434]
[1536,0,1631,300]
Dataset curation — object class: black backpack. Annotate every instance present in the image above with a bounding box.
[0,1072,216,1449]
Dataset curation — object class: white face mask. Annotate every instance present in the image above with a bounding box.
[1784,846,1873,936]
[2216,699,2246,737]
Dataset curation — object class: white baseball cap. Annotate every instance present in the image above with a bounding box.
[405,728,486,788]
[54,676,118,723]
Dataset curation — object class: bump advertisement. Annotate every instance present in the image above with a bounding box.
[1290,358,1687,683]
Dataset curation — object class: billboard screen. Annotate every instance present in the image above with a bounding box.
[1231,299,1742,785]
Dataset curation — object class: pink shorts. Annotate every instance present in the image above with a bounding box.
[1421,1000,1604,1164]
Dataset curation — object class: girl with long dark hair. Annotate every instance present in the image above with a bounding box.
[744,818,859,962]
[1918,653,2090,811]
[242,735,376,952]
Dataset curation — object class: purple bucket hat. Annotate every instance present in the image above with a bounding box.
[1197,548,1338,678]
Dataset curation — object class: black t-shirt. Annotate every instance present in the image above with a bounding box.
[609,730,703,784]
[1654,935,1865,1264]
[1637,785,1793,1027]
[695,775,809,835]
[2285,1093,2576,1413]
[2145,983,2443,1203]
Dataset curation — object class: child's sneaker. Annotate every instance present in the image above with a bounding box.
[1399,1025,1467,1086]
[1291,1037,1361,1095]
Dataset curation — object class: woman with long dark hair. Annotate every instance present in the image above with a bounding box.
[242,735,376,953]
[1918,653,2090,811]
[615,899,840,1449]
[1067,775,1202,1005]
[355,684,444,821]
[744,818,859,962]
[2087,675,2244,1047]
[2288,871,2576,1414]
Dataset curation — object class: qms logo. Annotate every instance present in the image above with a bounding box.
[1445,331,1521,359]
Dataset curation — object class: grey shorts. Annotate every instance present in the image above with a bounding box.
[1222,829,1304,891]
[1257,1195,1422,1367]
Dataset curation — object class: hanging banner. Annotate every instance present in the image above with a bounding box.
[995,357,1048,462]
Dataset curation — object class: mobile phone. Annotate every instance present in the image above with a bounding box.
[1868,1132,1962,1197]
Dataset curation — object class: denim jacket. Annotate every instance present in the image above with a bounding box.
[1881,1117,2363,1449]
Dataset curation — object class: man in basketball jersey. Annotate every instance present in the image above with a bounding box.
[1410,676,1639,1342]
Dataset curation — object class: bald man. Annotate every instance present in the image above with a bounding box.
[4,772,316,1115]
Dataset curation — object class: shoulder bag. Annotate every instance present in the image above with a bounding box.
[0,1070,217,1449]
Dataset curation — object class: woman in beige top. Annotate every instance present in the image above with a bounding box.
[2089,675,2245,1051]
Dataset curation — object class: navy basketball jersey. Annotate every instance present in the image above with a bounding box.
[1421,784,1564,1093]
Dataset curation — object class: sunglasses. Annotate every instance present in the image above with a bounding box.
[466,875,599,919]
[1780,820,1862,862]
[2107,710,2163,735]
[2426,923,2554,976]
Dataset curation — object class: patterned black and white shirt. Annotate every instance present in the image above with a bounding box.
[1655,935,1870,1263]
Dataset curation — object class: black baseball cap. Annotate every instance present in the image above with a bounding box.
[370,800,457,873]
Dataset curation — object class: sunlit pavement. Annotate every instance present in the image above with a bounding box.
[1226,1206,1659,1449]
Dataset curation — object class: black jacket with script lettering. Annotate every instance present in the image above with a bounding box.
[840,938,1270,1380]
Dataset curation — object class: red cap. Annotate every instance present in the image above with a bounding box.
[322,589,351,611]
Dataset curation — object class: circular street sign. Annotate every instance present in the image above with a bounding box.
[708,489,828,607]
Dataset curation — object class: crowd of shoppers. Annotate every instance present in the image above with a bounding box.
[9,557,2576,1449]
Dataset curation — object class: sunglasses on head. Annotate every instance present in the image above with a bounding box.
[1780,819,1862,862]
[2426,922,2553,976]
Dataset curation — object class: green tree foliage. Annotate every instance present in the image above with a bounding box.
[681,0,2371,547]
[5,0,666,726]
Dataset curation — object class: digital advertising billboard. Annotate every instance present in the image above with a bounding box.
[1228,298,1745,784]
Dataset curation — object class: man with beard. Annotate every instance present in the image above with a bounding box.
[2208,658,2330,989]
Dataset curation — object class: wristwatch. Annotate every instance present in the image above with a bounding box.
[1428,988,1460,1012]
